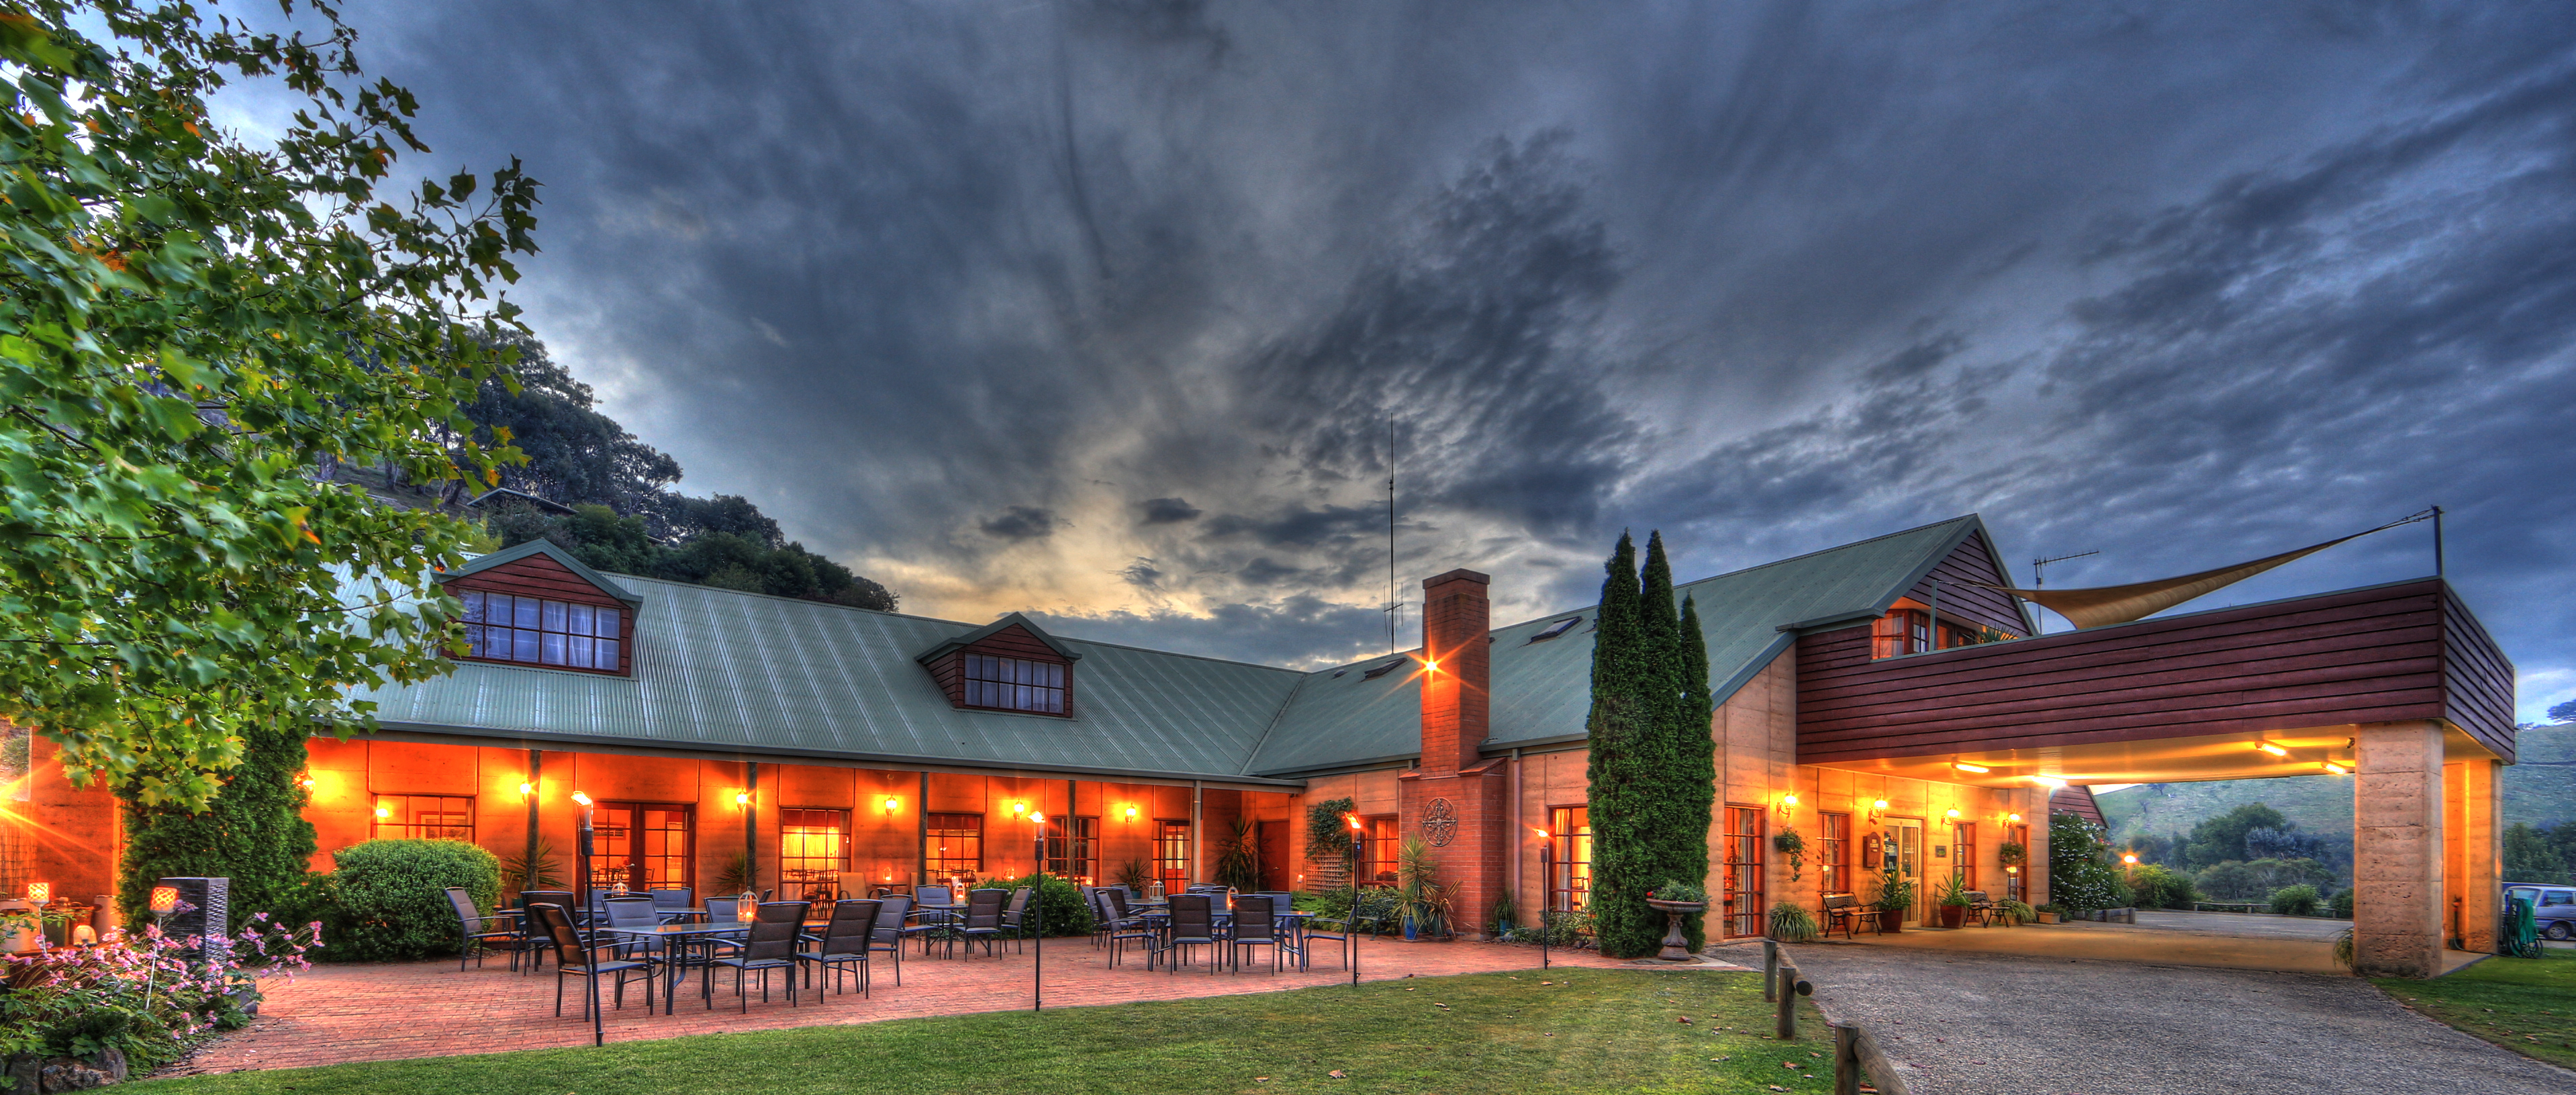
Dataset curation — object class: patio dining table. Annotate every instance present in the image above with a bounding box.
[1131,907,1314,970]
[596,917,828,1014]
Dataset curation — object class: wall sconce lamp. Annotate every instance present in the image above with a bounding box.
[1775,793,1799,820]
[2006,812,2023,824]
[1867,799,1889,823]
[1532,826,1552,839]
[734,790,752,807]
[883,796,902,813]
[1124,804,1139,820]
[1951,762,1990,775]
[373,804,391,820]
[1422,657,1440,675]
[299,775,317,790]
[517,781,534,797]
[2254,742,2288,757]
[1944,808,1961,820]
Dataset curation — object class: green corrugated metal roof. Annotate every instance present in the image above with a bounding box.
[1243,516,1995,775]
[358,574,1308,783]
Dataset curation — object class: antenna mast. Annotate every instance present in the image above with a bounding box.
[2030,549,2099,589]
[1386,414,1400,654]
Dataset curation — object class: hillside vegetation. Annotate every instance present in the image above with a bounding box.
[2098,723,2576,841]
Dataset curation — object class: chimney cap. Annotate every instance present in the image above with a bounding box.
[1422,568,1490,587]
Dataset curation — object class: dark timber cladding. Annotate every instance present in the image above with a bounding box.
[920,622,1075,713]
[1905,528,2027,636]
[1796,578,2516,765]
[444,552,636,675]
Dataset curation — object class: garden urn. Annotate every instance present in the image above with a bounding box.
[1643,898,1707,960]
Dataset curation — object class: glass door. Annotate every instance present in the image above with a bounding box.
[1882,818,1924,924]
[588,802,694,897]
[1721,806,1766,938]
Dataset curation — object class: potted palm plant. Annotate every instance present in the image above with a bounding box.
[1395,837,1451,939]
[1871,865,1914,934]
[1645,879,1709,960]
[1935,872,1972,929]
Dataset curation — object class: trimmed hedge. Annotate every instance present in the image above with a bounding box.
[970,873,1094,937]
[328,839,502,961]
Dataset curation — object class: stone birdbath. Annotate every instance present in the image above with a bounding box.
[1643,897,1707,961]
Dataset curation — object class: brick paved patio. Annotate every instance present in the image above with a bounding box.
[171,937,1635,1074]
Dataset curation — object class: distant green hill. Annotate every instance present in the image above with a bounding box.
[2097,724,2576,842]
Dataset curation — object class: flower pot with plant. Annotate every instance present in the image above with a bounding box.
[1645,879,1709,960]
[1772,829,1807,882]
[1395,836,1452,940]
[2036,902,2064,924]
[1871,865,1914,933]
[1935,872,1972,929]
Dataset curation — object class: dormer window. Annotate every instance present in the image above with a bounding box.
[963,654,1067,714]
[462,591,623,671]
[915,612,1081,718]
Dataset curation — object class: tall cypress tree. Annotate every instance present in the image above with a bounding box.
[1637,532,1709,952]
[1674,592,1716,950]
[1582,532,1660,957]
[116,712,318,926]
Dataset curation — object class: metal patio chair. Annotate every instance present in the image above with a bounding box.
[528,903,655,1019]
[446,887,523,971]
[955,888,1010,959]
[1163,893,1221,974]
[797,898,881,1000]
[708,910,804,1012]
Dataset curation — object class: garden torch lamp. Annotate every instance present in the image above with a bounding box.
[572,792,595,906]
[25,884,46,914]
[1030,811,1046,1012]
[144,886,180,1011]
[1347,812,1364,987]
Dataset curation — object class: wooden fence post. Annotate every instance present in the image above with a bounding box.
[1774,959,1810,1039]
[1764,939,1779,1002]
[1834,1023,1861,1095]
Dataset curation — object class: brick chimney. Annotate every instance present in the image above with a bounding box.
[1417,569,1492,775]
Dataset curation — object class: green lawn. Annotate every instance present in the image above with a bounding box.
[136,969,1843,1095]
[2375,948,2576,1069]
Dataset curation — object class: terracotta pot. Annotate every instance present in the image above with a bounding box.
[1938,905,1967,929]
[1877,909,1905,933]
[2037,912,2059,924]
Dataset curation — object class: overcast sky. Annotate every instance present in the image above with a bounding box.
[227,1,2574,716]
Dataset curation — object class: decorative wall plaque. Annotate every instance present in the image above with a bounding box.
[1424,798,1458,847]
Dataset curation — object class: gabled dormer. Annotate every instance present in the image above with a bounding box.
[435,540,645,676]
[914,612,1082,717]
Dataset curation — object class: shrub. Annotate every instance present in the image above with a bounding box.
[1305,797,1356,861]
[1768,903,1817,942]
[329,839,502,961]
[2329,888,2355,918]
[2195,857,2337,902]
[2268,884,2323,916]
[116,717,316,926]
[2048,810,2127,913]
[969,873,1093,937]
[1213,818,1260,892]
[1650,879,1708,904]
[2127,864,2197,910]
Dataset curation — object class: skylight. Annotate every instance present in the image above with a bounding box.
[1527,616,1584,643]
[1359,659,1406,680]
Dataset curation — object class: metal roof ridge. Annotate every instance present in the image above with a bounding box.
[1237,668,1317,776]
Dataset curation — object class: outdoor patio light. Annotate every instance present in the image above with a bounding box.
[884,796,902,813]
[518,781,534,796]
[1012,802,1027,815]
[1951,762,1989,773]
[373,804,391,819]
[24,884,46,908]
[734,790,751,806]
[1775,793,1798,818]
[299,776,316,789]
[1031,811,1046,824]
[1423,658,1439,674]
[148,886,177,916]
[2007,812,2023,823]
[2255,742,2288,757]
[1868,799,1888,822]
[1944,808,1961,820]
[1124,805,1139,820]
[736,898,756,923]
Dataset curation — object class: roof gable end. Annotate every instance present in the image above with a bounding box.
[914,612,1084,665]
[435,540,642,609]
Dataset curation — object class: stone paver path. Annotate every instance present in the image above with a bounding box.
[1750,941,2573,1095]
[169,937,1630,1075]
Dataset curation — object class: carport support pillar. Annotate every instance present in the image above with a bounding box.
[2446,757,2502,954]
[2353,722,2444,978]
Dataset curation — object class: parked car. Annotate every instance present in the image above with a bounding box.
[2503,883,2575,941]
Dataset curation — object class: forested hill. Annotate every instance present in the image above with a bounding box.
[346,334,895,611]
[2097,722,2576,840]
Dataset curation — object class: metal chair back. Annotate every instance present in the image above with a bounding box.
[1106,888,1135,920]
[1233,896,1276,941]
[446,886,484,926]
[741,913,801,963]
[755,900,811,924]
[706,896,744,923]
[604,896,661,930]
[528,903,593,969]
[824,900,880,953]
[1170,894,1216,942]
[1002,887,1033,925]
[649,888,694,912]
[520,889,575,912]
[963,888,1007,931]
[872,894,912,937]
[918,884,954,908]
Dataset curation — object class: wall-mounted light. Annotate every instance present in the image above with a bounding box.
[373,804,391,820]
[2322,761,2348,775]
[1944,808,1961,820]
[2006,812,2023,824]
[299,775,317,790]
[1532,826,1552,839]
[1423,657,1440,675]
[883,796,902,813]
[734,790,751,806]
[517,781,534,796]
[1952,762,1990,774]
[1868,798,1889,824]
[571,792,593,807]
[1030,811,1047,824]
[1012,802,1027,816]
[1124,804,1139,820]
[2255,742,2288,757]
[1775,793,1799,820]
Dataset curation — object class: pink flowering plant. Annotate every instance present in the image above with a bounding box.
[0,912,319,1069]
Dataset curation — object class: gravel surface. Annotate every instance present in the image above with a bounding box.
[1713,941,2576,1095]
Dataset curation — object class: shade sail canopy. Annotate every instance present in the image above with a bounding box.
[1976,514,2426,630]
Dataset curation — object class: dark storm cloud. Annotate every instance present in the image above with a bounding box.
[304,1,2576,702]
[1137,497,1202,524]
[980,506,1067,541]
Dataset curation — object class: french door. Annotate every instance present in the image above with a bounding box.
[588,802,694,896]
[1882,818,1925,923]
[1721,806,1766,938]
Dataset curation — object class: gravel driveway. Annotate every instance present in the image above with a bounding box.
[1718,942,2574,1095]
